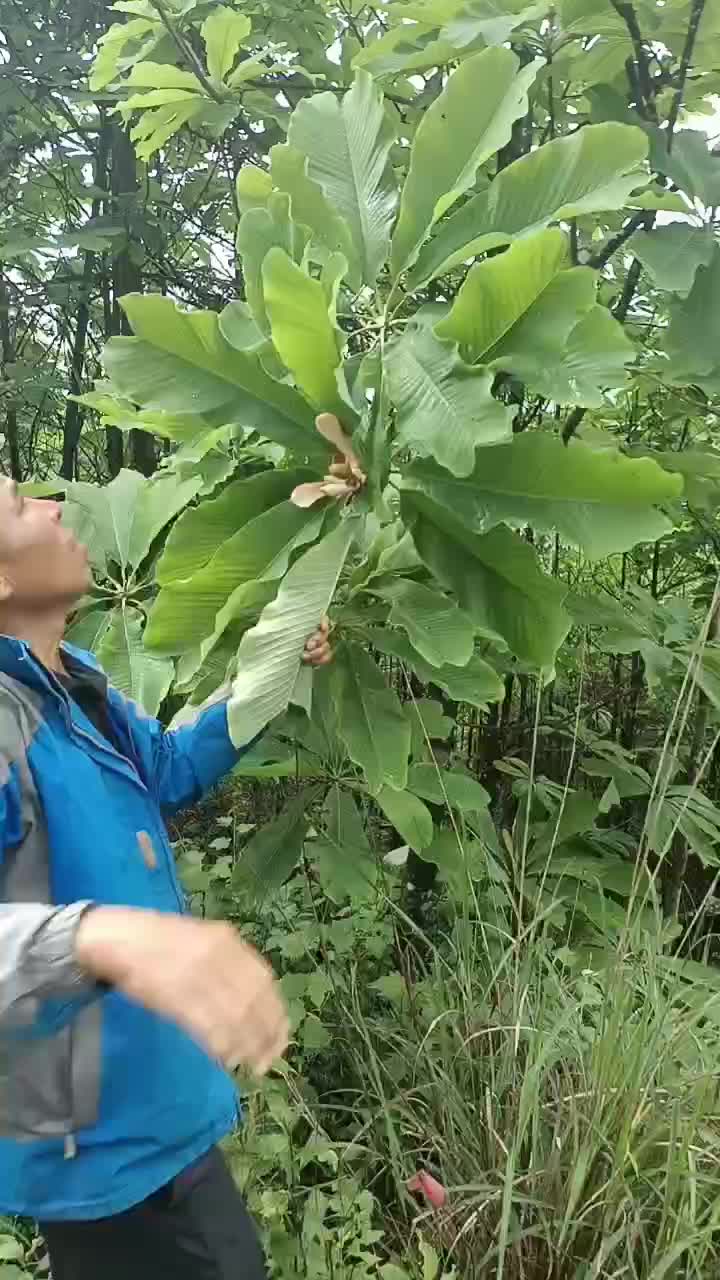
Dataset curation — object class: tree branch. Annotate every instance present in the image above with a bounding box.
[588,210,648,270]
[666,0,707,146]
[609,0,657,120]
[147,0,226,105]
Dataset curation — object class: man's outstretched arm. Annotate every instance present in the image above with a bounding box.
[115,620,332,815]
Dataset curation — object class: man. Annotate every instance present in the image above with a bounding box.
[0,478,331,1279]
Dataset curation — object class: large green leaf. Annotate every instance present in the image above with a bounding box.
[664,245,720,382]
[65,469,201,575]
[104,295,327,462]
[402,500,570,667]
[147,502,323,654]
[436,230,568,359]
[332,642,411,792]
[410,121,647,287]
[436,239,634,404]
[376,785,434,851]
[391,0,546,49]
[233,788,318,903]
[287,70,397,286]
[262,248,350,417]
[96,606,173,716]
[509,303,634,407]
[352,0,542,76]
[384,325,513,476]
[227,519,356,747]
[649,128,720,209]
[201,6,251,82]
[391,46,539,277]
[156,470,311,586]
[375,579,475,666]
[627,224,714,297]
[369,628,504,706]
[407,763,490,811]
[269,144,356,281]
[235,192,310,337]
[402,434,681,558]
[314,786,378,902]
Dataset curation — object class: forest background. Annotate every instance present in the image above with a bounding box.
[4,0,720,1273]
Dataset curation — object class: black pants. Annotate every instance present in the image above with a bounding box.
[41,1147,267,1280]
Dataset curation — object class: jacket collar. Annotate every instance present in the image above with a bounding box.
[0,636,103,701]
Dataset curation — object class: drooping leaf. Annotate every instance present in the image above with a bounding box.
[649,128,720,209]
[227,519,357,747]
[201,6,251,82]
[406,699,455,758]
[402,500,570,668]
[402,434,681,559]
[147,502,323,654]
[370,628,504,707]
[514,303,634,407]
[411,121,647,287]
[664,245,720,382]
[394,0,546,50]
[627,224,714,297]
[65,607,113,654]
[269,144,356,281]
[436,230,568,359]
[156,470,311,586]
[96,606,173,716]
[262,248,351,418]
[408,763,490,812]
[65,469,201,574]
[104,295,327,462]
[385,326,513,476]
[287,70,397,286]
[235,192,311,337]
[233,787,319,903]
[314,786,378,902]
[89,17,163,93]
[353,0,542,75]
[376,785,434,850]
[391,46,539,276]
[376,579,475,667]
[332,641,411,792]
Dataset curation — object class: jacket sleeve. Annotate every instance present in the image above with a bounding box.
[115,685,259,816]
[0,762,100,1039]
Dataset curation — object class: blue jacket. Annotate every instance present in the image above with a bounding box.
[0,637,250,1221]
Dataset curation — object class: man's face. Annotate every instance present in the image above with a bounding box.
[0,480,90,611]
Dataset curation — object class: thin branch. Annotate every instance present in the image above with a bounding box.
[588,210,648,270]
[614,254,644,323]
[609,0,657,120]
[147,0,226,105]
[666,0,707,146]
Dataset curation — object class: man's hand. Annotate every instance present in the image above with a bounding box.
[302,615,332,666]
[76,908,289,1077]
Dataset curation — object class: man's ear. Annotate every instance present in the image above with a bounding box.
[0,576,14,604]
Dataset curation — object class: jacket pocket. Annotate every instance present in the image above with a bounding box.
[0,1002,102,1139]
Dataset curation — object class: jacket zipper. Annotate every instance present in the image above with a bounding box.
[69,720,185,911]
[64,1022,77,1159]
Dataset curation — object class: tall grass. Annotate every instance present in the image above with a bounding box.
[339,915,720,1278]
[335,604,720,1278]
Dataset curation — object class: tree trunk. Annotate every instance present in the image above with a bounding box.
[61,121,111,481]
[110,122,156,477]
[0,275,21,480]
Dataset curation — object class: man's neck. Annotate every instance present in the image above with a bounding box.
[0,609,69,673]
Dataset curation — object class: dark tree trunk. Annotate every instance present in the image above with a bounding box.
[61,121,111,481]
[0,275,21,480]
[109,123,156,477]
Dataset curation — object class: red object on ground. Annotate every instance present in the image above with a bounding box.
[406,1170,447,1208]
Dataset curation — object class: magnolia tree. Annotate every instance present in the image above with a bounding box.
[69,0,720,898]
